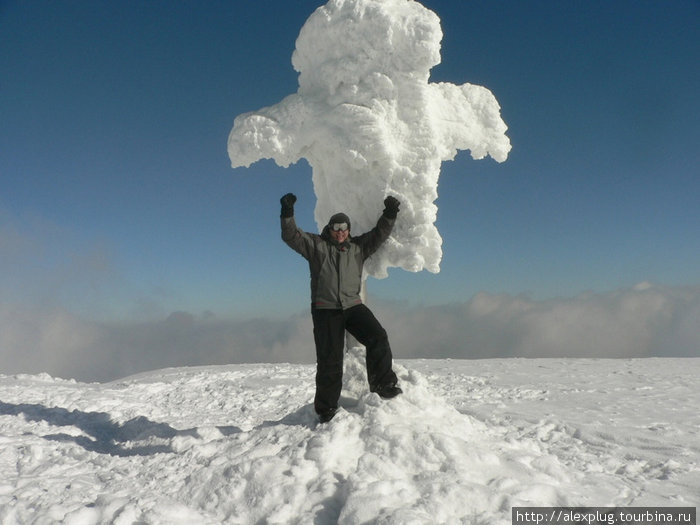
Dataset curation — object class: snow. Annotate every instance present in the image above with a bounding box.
[228,0,511,278]
[1,354,698,523]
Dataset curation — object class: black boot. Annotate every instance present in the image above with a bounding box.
[373,383,402,399]
[318,407,337,423]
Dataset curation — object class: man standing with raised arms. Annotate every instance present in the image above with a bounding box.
[280,192,402,423]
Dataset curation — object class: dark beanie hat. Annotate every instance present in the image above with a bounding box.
[328,212,351,230]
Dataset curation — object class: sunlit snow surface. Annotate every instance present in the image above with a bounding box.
[1,355,698,524]
[228,0,510,278]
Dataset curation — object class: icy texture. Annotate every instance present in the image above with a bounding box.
[228,0,511,277]
[1,357,698,522]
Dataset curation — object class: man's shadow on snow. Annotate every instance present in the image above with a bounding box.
[0,400,242,457]
[258,403,318,430]
[256,395,368,430]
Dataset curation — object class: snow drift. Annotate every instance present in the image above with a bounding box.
[1,355,698,523]
[228,0,511,277]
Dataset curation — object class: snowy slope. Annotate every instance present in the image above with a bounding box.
[1,354,698,524]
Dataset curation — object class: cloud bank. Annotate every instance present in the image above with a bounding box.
[375,282,700,360]
[1,283,698,382]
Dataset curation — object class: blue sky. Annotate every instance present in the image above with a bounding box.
[2,0,699,324]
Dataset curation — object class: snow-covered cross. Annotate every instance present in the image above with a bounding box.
[228,0,511,279]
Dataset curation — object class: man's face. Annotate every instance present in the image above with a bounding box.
[330,223,349,243]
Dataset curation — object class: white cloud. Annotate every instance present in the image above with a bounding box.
[0,306,314,382]
[376,282,700,360]
[0,209,117,313]
[1,283,698,383]
[0,306,101,379]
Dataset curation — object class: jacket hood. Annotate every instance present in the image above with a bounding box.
[323,212,352,246]
[328,213,351,231]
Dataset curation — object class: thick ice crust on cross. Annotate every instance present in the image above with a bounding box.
[228,0,510,278]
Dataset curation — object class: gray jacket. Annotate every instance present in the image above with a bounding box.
[281,214,395,309]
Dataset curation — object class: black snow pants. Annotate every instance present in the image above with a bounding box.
[311,304,398,415]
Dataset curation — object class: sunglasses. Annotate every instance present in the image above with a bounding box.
[331,222,349,232]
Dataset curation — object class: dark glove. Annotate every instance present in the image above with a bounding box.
[383,195,400,219]
[280,193,297,218]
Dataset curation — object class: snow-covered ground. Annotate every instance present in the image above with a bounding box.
[1,353,698,524]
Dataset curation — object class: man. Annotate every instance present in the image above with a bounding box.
[280,192,402,423]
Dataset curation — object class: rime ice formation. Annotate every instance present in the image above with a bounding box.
[228,0,511,278]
